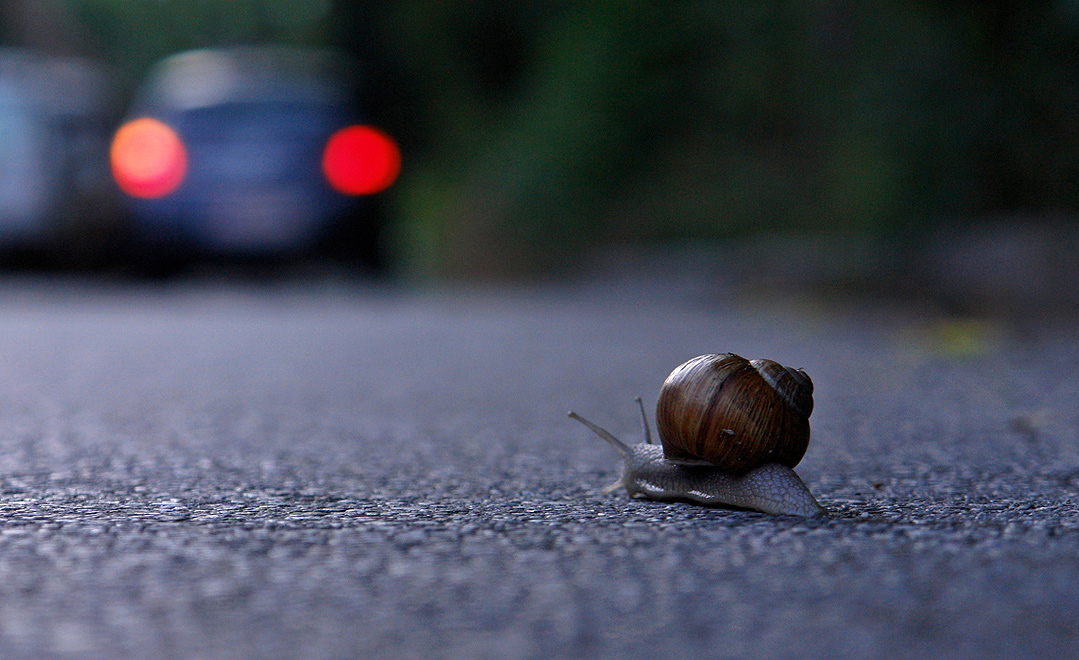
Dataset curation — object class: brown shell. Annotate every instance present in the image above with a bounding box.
[655,353,813,475]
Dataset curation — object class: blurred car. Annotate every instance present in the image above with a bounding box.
[111,46,399,261]
[0,49,118,264]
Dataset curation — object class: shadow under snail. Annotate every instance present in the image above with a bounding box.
[568,353,825,517]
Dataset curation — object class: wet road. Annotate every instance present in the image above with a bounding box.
[0,278,1075,659]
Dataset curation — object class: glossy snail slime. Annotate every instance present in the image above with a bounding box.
[568,353,825,517]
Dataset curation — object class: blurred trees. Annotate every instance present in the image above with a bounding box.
[52,1,1079,276]
[353,1,1079,277]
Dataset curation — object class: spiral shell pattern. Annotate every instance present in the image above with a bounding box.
[655,353,813,474]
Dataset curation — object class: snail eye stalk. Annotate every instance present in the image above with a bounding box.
[635,396,653,444]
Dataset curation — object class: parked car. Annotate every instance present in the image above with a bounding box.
[111,46,399,263]
[0,49,118,264]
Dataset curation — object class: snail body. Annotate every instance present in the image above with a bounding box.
[568,353,824,517]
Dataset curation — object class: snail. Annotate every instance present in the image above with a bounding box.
[568,353,824,517]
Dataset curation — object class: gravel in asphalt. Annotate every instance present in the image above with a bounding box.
[0,279,1075,659]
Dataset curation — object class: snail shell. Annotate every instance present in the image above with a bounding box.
[568,353,824,516]
[656,353,813,474]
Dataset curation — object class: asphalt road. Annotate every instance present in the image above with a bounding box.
[0,276,1075,659]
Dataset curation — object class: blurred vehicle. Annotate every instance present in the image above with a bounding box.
[111,46,400,263]
[0,49,119,265]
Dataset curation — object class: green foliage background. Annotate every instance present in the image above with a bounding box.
[64,1,1079,277]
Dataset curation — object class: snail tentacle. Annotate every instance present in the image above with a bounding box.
[567,411,630,458]
[634,396,654,445]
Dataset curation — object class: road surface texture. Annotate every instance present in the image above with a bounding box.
[0,274,1074,659]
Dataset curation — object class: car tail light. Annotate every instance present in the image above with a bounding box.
[322,125,400,196]
[111,117,187,199]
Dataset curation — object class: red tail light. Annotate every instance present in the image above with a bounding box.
[322,125,401,196]
[111,118,187,199]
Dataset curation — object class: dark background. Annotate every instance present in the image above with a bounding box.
[1,0,1078,286]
